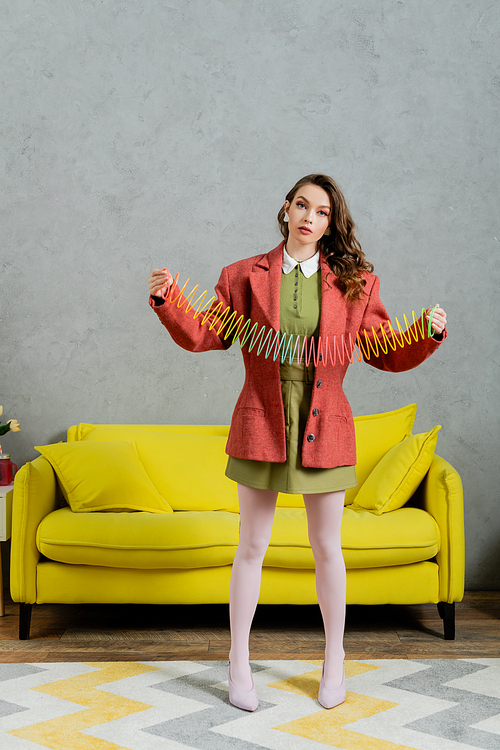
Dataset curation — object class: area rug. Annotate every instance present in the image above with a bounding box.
[0,659,499,749]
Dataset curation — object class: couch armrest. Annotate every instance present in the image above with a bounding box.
[419,453,465,603]
[10,456,60,604]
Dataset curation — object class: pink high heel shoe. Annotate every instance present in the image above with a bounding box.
[318,660,346,709]
[227,661,259,712]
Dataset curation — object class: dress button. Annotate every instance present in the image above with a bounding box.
[316,380,322,387]
[307,434,315,442]
[294,281,298,286]
[313,409,319,416]
[293,297,297,301]
[295,272,298,277]
[293,305,297,309]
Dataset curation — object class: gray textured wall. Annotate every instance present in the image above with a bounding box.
[1,1,499,589]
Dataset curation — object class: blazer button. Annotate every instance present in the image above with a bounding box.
[307,434,315,442]
[316,380,322,387]
[313,409,319,416]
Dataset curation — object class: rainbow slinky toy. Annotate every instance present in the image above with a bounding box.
[164,272,438,368]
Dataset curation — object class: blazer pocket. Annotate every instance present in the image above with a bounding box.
[325,414,347,424]
[238,406,266,416]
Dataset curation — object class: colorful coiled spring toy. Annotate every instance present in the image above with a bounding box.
[164,272,439,368]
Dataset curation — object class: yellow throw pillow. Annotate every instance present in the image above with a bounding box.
[351,425,441,515]
[344,402,418,505]
[77,427,239,512]
[35,440,173,513]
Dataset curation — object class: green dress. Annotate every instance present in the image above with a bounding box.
[225,263,357,494]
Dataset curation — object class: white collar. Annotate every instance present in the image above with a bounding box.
[282,246,320,278]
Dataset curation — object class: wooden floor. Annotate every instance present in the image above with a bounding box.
[0,592,498,663]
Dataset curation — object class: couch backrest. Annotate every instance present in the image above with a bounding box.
[68,424,230,441]
[68,404,417,511]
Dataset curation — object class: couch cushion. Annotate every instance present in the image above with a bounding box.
[263,506,440,569]
[37,504,440,572]
[37,507,239,568]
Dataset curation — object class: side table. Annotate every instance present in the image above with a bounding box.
[0,483,14,617]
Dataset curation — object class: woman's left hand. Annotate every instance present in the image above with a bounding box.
[425,305,447,334]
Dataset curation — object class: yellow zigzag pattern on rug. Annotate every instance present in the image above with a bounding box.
[271,660,420,750]
[9,662,160,750]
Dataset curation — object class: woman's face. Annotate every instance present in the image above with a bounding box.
[284,183,331,247]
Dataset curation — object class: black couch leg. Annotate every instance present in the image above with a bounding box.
[437,602,455,640]
[19,603,32,640]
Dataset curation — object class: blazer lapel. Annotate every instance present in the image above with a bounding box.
[248,243,346,338]
[249,241,284,332]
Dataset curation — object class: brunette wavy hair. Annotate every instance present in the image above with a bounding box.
[277,174,374,303]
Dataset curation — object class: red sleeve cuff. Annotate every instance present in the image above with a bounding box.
[431,326,447,343]
[149,294,165,308]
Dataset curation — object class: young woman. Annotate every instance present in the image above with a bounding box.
[148,174,448,711]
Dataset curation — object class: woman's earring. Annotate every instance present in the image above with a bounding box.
[283,213,289,223]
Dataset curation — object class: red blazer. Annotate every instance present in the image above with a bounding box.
[150,241,447,468]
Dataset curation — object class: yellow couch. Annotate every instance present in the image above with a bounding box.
[10,404,464,640]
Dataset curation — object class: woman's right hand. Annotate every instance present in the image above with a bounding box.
[148,268,173,299]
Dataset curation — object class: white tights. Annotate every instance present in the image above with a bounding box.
[228,483,346,692]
